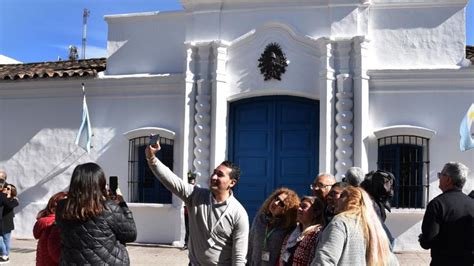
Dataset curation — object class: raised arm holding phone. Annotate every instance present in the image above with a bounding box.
[146,138,249,265]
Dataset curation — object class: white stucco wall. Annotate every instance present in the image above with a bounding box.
[105,0,469,74]
[105,12,186,75]
[369,1,468,69]
[368,69,474,197]
[0,76,188,243]
[367,68,474,251]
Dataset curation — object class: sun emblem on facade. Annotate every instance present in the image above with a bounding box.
[257,42,288,81]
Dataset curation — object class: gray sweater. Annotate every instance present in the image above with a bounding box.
[311,215,366,265]
[148,158,249,266]
[311,215,398,266]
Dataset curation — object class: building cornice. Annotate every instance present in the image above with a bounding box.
[104,10,184,21]
[371,0,468,9]
[181,0,370,12]
[368,68,474,93]
[0,74,185,99]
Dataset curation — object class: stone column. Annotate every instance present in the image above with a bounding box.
[210,42,229,168]
[317,37,336,173]
[183,44,198,181]
[192,43,213,179]
[335,74,354,179]
[351,36,370,171]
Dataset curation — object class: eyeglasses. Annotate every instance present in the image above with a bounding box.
[310,182,334,190]
[4,187,10,191]
[437,172,449,179]
[273,196,286,208]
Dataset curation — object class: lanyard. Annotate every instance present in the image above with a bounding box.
[208,193,231,237]
[263,224,276,249]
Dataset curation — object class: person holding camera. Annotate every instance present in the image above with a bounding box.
[0,171,19,264]
[146,140,249,265]
[55,162,137,265]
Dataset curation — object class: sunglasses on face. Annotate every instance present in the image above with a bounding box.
[273,196,286,208]
[4,187,10,191]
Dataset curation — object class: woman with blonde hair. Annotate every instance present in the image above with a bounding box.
[280,196,326,265]
[312,186,397,266]
[248,187,300,265]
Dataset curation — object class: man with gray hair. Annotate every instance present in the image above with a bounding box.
[310,173,336,199]
[419,162,474,266]
[342,167,364,186]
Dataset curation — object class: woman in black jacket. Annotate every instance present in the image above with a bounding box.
[0,184,19,263]
[56,162,137,265]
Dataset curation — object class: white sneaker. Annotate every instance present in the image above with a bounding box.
[0,256,9,264]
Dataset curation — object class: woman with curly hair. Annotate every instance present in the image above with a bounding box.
[56,162,137,265]
[312,186,397,266]
[280,196,325,265]
[248,187,300,266]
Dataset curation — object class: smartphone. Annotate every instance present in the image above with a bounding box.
[109,176,118,195]
[149,134,160,146]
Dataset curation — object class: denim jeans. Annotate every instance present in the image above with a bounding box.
[0,232,11,256]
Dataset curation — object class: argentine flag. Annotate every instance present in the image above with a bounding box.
[75,83,92,153]
[459,103,474,152]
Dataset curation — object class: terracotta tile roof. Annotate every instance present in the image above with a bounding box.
[467,45,474,64]
[0,58,106,81]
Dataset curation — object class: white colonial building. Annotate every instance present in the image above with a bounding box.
[1,0,473,252]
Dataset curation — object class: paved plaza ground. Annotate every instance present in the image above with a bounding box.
[10,238,431,265]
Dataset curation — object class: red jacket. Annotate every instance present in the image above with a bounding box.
[33,215,61,266]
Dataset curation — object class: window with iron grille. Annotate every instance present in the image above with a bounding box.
[377,135,430,208]
[128,136,173,204]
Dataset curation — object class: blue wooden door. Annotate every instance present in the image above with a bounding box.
[229,96,319,221]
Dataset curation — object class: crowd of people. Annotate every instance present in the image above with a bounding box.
[33,163,137,265]
[146,141,473,266]
[0,139,472,265]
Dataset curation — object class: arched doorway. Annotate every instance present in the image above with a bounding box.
[228,96,319,221]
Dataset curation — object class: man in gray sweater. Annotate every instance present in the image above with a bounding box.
[146,142,249,265]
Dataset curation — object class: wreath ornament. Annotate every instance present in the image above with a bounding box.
[257,42,288,81]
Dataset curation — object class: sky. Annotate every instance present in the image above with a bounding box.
[0,0,473,64]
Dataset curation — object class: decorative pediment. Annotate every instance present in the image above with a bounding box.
[228,22,325,58]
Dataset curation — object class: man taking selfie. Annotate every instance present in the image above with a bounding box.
[145,141,249,265]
